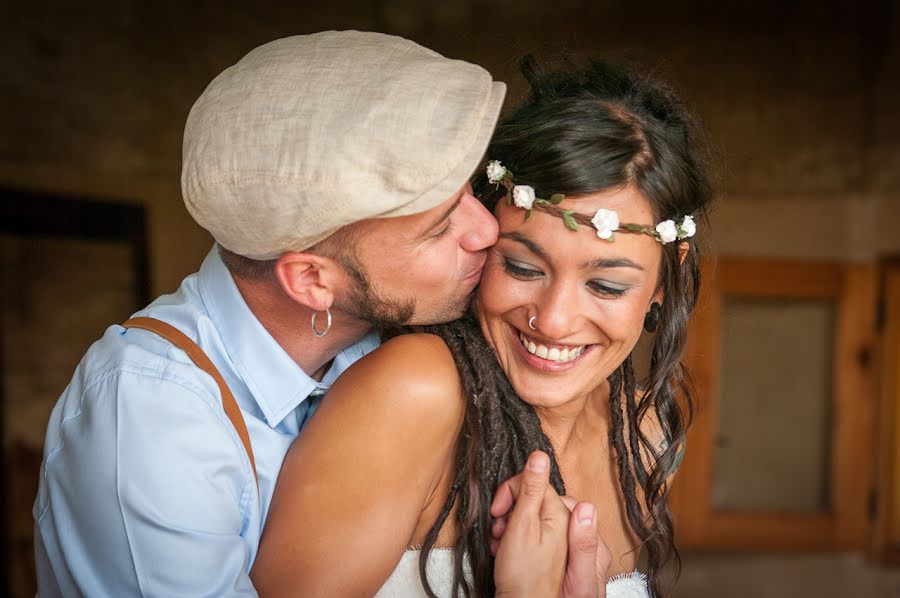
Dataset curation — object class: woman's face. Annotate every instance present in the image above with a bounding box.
[477,185,664,410]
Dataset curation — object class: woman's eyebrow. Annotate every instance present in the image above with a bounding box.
[501,232,645,270]
[584,257,645,271]
[498,232,548,259]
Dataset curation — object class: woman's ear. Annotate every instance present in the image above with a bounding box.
[678,241,690,265]
[275,252,340,311]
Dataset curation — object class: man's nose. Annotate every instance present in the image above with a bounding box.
[457,192,499,251]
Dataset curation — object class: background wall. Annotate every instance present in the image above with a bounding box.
[2,0,899,596]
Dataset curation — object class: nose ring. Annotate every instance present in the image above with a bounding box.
[528,315,537,331]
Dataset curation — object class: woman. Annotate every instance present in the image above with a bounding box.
[252,57,713,597]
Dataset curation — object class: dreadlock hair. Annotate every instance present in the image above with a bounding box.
[415,56,714,598]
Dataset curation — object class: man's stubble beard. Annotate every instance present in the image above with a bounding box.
[334,254,470,330]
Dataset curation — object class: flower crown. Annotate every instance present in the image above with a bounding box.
[486,160,696,244]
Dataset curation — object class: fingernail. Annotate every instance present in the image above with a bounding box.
[578,504,596,527]
[528,453,548,472]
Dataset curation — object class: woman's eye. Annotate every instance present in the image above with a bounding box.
[588,281,629,297]
[503,258,542,278]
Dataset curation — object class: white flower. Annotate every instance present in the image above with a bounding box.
[486,160,507,184]
[591,208,620,240]
[678,215,696,239]
[513,185,536,210]
[655,220,678,244]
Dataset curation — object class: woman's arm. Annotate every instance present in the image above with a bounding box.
[251,333,465,597]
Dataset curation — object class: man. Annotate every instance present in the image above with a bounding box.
[34,31,600,596]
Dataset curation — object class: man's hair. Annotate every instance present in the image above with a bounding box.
[218,248,279,280]
[218,224,367,282]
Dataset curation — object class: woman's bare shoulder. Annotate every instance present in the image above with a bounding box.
[254,333,467,596]
[326,332,465,430]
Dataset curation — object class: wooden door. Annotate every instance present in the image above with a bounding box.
[670,258,877,550]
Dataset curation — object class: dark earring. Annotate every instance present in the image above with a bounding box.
[643,302,661,333]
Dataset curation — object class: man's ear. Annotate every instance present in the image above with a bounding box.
[275,252,340,311]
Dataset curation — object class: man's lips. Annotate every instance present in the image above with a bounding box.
[463,254,488,283]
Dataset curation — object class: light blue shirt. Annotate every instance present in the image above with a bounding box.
[33,247,380,597]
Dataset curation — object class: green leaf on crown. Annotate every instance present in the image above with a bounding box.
[561,210,579,231]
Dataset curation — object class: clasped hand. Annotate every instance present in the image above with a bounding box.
[490,451,612,598]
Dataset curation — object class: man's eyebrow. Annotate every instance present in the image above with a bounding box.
[420,192,464,237]
[499,232,548,259]
[584,257,645,271]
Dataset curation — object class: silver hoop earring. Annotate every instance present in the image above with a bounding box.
[528,315,537,331]
[311,307,332,337]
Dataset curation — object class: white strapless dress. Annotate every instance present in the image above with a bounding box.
[375,549,650,597]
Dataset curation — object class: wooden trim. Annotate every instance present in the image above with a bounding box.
[832,265,877,549]
[716,258,844,298]
[672,260,721,547]
[872,262,900,562]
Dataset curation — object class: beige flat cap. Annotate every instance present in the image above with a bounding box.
[182,30,506,259]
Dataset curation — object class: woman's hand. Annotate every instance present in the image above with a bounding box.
[491,451,610,598]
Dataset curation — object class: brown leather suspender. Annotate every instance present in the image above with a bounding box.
[122,317,259,493]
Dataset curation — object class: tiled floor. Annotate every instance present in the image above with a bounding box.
[673,552,900,597]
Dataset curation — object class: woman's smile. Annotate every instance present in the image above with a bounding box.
[508,323,594,372]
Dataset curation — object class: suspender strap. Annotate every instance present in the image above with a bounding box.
[122,316,259,493]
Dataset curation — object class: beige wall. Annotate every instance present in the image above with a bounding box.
[712,194,900,262]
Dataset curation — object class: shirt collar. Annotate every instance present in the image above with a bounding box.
[198,247,380,427]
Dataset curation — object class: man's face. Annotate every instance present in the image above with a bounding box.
[334,183,499,328]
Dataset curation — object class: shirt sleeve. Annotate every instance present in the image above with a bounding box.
[36,367,259,597]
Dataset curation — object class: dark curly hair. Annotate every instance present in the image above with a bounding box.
[417,55,714,598]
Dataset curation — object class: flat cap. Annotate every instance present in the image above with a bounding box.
[182,30,506,259]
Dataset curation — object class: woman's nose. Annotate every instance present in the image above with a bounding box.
[533,281,581,340]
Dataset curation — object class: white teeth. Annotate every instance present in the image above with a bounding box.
[519,332,586,363]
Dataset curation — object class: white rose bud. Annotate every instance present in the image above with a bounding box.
[513,185,536,210]
[679,215,696,238]
[486,160,507,184]
[656,220,678,244]
[591,208,620,240]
